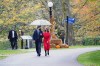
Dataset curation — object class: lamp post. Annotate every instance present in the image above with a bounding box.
[47,1,67,47]
[48,2,53,18]
[48,2,54,35]
[66,16,69,44]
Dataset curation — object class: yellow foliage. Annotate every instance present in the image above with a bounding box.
[34,3,42,10]
[86,31,99,37]
[3,0,14,7]
[0,19,4,24]
[20,3,41,15]
[4,0,10,2]
[4,0,14,3]
[74,0,81,4]
[73,8,79,13]
[10,0,14,3]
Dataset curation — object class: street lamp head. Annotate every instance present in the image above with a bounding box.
[48,2,53,7]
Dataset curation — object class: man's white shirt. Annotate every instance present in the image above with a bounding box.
[12,31,14,38]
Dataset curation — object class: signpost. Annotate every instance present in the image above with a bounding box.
[65,17,75,24]
[68,17,75,24]
[65,16,75,45]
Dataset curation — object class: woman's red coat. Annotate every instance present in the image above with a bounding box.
[43,32,51,50]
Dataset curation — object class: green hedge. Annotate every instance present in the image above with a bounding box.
[0,40,26,50]
[0,41,11,50]
[0,40,35,50]
[82,37,100,45]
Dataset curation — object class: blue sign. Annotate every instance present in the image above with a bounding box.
[68,18,75,23]
[65,17,75,24]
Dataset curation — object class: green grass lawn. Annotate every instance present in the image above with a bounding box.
[77,50,100,66]
[0,56,6,59]
[0,49,34,60]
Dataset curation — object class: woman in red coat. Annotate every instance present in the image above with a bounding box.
[43,28,51,56]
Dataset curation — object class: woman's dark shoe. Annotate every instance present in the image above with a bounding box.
[48,50,49,55]
[45,53,47,56]
[48,52,49,55]
[37,54,41,57]
[45,50,47,56]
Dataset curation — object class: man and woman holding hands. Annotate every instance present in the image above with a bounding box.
[33,26,51,56]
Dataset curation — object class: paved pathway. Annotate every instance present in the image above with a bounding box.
[0,47,100,66]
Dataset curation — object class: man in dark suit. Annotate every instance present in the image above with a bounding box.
[8,27,18,50]
[33,26,43,56]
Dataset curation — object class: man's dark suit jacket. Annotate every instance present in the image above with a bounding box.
[33,29,43,42]
[8,30,18,41]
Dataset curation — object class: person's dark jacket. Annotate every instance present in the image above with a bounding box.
[33,29,43,42]
[8,30,18,41]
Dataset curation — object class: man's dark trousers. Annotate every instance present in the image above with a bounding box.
[10,39,17,49]
[35,40,41,56]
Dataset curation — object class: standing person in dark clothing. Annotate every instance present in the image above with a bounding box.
[60,31,65,44]
[8,27,18,50]
[32,26,43,56]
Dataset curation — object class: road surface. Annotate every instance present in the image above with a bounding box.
[0,47,100,66]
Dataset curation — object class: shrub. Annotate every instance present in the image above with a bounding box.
[82,37,100,45]
[0,41,10,50]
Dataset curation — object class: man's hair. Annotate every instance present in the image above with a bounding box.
[37,26,41,29]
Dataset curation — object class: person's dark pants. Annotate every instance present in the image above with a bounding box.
[10,39,17,50]
[61,37,64,44]
[35,40,41,56]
